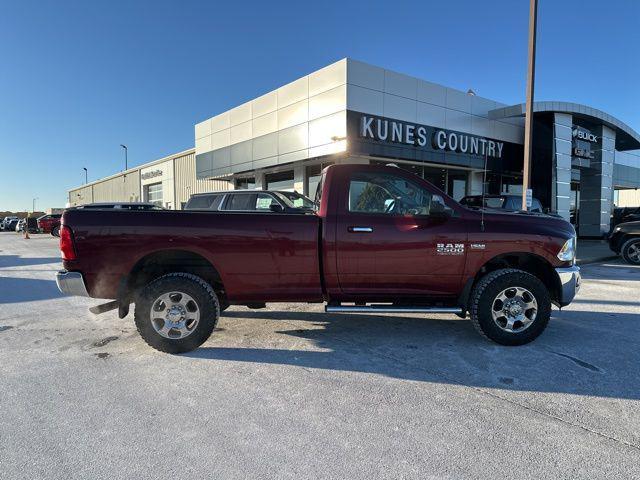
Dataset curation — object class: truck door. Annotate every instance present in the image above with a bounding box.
[335,170,467,296]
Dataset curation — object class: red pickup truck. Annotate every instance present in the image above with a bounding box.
[56,164,580,353]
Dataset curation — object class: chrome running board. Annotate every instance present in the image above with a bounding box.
[325,305,463,314]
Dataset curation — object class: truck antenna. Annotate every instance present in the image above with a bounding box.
[480,150,488,232]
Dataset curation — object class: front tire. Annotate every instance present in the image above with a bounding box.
[470,268,551,346]
[134,273,220,353]
[621,238,640,265]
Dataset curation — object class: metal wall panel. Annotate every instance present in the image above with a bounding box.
[195,59,349,179]
[68,185,94,206]
[124,170,141,201]
[174,151,232,209]
[92,171,141,203]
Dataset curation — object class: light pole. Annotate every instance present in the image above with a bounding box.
[32,197,38,213]
[83,167,88,184]
[522,0,538,211]
[120,144,128,171]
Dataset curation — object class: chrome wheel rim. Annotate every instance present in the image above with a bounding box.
[628,243,640,263]
[491,287,538,333]
[150,291,200,339]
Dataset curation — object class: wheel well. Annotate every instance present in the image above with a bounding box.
[122,250,225,303]
[621,234,640,248]
[472,253,561,306]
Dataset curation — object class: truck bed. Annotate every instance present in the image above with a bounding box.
[62,208,323,302]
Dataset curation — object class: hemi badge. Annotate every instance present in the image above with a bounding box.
[470,243,486,250]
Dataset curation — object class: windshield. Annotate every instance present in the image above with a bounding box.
[274,191,315,210]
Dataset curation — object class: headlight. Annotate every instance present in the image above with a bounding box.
[557,236,576,262]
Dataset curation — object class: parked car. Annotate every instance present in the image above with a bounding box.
[37,214,62,235]
[460,194,546,214]
[609,221,640,264]
[184,190,315,213]
[15,217,38,234]
[1,216,18,231]
[610,207,640,231]
[4,218,19,231]
[76,202,163,210]
[56,163,580,353]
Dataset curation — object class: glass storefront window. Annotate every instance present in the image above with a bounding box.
[448,171,468,201]
[235,177,256,190]
[485,173,501,195]
[397,163,424,179]
[422,166,448,193]
[306,162,334,199]
[501,174,523,195]
[265,171,295,192]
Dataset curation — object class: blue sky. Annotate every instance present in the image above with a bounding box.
[0,0,638,211]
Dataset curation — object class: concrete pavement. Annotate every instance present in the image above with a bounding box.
[1,233,639,479]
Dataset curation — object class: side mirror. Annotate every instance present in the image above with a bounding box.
[269,204,284,213]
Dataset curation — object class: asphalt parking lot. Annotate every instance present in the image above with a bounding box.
[1,232,639,479]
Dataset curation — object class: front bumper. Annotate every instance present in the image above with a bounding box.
[555,265,581,307]
[56,270,90,297]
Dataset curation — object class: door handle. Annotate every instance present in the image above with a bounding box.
[348,226,373,233]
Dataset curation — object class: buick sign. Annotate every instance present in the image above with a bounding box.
[572,127,598,143]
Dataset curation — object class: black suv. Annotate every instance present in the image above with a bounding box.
[611,207,640,230]
[184,190,315,213]
[609,221,640,265]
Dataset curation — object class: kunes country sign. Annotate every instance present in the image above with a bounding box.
[359,115,505,159]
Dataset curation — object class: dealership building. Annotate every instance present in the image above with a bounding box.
[69,58,640,237]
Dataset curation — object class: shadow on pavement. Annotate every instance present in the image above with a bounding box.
[0,277,62,303]
[579,261,640,281]
[185,308,640,400]
[0,255,61,268]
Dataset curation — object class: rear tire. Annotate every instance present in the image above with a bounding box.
[51,226,60,237]
[470,268,551,346]
[134,273,219,353]
[621,238,640,265]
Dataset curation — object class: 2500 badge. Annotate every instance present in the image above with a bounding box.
[436,243,465,255]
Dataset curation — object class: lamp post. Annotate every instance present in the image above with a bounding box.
[83,167,88,184]
[32,197,38,213]
[120,144,128,171]
[521,0,538,211]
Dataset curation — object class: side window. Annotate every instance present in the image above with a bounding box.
[255,193,280,211]
[210,195,224,210]
[224,193,256,211]
[348,172,432,216]
[186,194,218,210]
